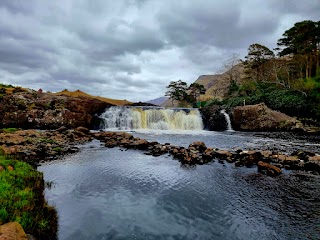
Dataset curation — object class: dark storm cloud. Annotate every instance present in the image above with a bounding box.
[0,0,319,101]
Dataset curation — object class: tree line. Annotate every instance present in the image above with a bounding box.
[165,20,320,119]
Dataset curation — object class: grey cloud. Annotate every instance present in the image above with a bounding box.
[0,0,319,102]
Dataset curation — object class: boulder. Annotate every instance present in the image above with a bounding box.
[257,161,282,176]
[0,222,28,240]
[242,151,263,167]
[188,141,207,153]
[231,103,297,131]
[74,127,90,135]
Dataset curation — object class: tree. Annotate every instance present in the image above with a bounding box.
[165,80,188,105]
[245,43,275,82]
[188,83,206,102]
[221,54,242,95]
[277,20,320,78]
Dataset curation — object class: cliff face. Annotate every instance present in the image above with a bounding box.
[0,91,112,129]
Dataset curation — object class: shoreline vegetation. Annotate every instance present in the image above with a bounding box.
[0,155,58,239]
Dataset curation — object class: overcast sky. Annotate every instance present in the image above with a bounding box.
[0,0,319,102]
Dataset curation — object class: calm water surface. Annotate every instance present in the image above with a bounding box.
[39,132,320,240]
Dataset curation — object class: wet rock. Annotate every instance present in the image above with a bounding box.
[0,222,28,240]
[214,150,232,161]
[188,141,207,153]
[75,126,90,135]
[241,150,263,167]
[235,160,244,167]
[258,161,282,176]
[55,126,68,133]
[200,105,227,131]
[308,155,320,162]
[202,148,215,162]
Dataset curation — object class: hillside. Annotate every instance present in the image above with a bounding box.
[196,64,245,101]
[55,89,131,106]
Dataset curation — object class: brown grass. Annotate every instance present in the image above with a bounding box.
[55,90,131,106]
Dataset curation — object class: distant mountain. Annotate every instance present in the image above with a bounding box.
[146,96,168,106]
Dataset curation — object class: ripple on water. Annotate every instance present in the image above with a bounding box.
[39,138,320,240]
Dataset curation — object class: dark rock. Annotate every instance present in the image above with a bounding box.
[243,151,263,167]
[258,161,282,176]
[200,105,227,131]
[188,141,207,153]
[74,126,90,135]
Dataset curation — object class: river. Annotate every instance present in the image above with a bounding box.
[39,130,320,240]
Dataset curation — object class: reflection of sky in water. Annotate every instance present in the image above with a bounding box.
[39,138,320,240]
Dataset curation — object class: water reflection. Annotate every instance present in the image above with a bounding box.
[39,138,320,240]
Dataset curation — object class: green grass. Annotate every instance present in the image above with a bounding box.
[1,128,18,133]
[0,155,57,239]
[52,147,62,152]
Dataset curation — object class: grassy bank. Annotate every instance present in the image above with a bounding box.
[0,154,58,239]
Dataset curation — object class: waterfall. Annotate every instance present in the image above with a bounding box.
[220,110,233,131]
[100,106,204,131]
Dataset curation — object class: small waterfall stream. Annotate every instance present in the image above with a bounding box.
[220,110,233,131]
[100,106,204,131]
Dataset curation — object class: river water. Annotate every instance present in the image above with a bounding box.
[39,131,320,240]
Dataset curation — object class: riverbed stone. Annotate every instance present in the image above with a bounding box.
[202,148,215,162]
[188,141,207,153]
[258,161,282,176]
[308,155,320,162]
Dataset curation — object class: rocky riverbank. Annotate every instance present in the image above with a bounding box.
[0,127,93,167]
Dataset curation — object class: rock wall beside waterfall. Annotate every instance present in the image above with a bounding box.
[231,103,299,131]
[0,92,112,129]
[200,106,228,131]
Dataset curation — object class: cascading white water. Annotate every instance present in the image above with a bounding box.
[220,110,233,131]
[100,106,204,131]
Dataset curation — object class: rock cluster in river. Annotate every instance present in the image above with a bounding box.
[94,131,320,177]
[1,129,320,176]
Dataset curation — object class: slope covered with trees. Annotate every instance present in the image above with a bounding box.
[204,20,320,123]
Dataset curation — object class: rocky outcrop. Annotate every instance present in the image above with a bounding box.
[0,222,28,240]
[0,92,112,129]
[231,103,298,131]
[200,105,227,131]
[0,128,92,166]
